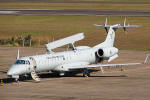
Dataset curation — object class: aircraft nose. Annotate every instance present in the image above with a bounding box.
[7,65,16,75]
[7,65,26,76]
[7,70,12,75]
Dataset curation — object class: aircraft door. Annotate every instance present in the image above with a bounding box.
[29,57,37,72]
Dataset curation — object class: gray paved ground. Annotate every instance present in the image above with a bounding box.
[0,9,150,17]
[0,47,150,100]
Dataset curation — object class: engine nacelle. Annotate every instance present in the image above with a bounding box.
[96,47,118,58]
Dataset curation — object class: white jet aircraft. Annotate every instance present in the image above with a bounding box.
[7,18,148,82]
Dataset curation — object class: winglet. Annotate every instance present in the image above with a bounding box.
[94,17,138,33]
[100,66,104,73]
[94,17,110,33]
[143,53,149,64]
[123,18,127,33]
[104,17,108,27]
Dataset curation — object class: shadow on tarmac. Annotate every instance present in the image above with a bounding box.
[0,71,7,74]
[0,69,127,84]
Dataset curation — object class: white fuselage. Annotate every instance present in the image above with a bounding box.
[33,48,96,72]
[7,48,97,76]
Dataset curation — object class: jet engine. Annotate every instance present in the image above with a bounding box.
[96,47,118,58]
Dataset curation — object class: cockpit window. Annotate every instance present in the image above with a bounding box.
[15,60,30,65]
[15,60,25,64]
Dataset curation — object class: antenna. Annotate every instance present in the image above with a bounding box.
[16,49,20,59]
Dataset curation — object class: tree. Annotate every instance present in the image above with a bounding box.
[24,34,32,46]
[11,36,15,44]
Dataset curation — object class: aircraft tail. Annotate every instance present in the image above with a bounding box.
[93,18,138,48]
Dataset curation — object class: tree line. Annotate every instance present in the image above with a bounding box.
[0,35,40,47]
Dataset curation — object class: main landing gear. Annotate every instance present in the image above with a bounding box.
[15,78,19,82]
[59,72,65,76]
[83,69,90,77]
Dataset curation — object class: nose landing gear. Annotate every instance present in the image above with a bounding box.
[59,72,65,76]
[83,69,90,77]
[11,75,19,82]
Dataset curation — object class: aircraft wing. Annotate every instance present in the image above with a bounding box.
[45,33,84,52]
[69,62,142,70]
[68,62,143,74]
[69,54,149,70]
[87,62,142,68]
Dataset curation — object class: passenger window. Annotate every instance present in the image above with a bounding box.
[28,61,30,65]
[25,60,30,65]
[25,61,28,64]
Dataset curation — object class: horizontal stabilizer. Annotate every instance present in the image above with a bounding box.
[94,24,110,28]
[108,54,118,62]
[45,33,84,51]
[94,18,138,33]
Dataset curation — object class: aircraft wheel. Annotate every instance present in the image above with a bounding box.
[59,72,65,76]
[83,69,90,77]
[15,78,19,82]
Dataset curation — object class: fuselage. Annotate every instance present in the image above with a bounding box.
[7,47,97,76]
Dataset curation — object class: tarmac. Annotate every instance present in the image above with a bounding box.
[0,47,150,100]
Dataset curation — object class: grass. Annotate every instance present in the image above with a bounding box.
[83,0,150,2]
[0,15,150,50]
[0,3,150,10]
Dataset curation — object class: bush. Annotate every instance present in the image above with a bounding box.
[0,34,34,47]
[6,38,12,44]
[0,38,6,45]
[16,36,23,46]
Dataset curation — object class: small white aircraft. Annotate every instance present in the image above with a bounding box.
[7,18,148,82]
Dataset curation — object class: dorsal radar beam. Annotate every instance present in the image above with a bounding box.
[45,33,84,53]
